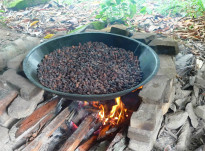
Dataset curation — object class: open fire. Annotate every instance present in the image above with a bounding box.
[15,89,142,151]
[98,97,128,126]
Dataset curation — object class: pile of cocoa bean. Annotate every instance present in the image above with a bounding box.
[37,42,143,94]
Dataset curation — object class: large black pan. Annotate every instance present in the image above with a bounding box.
[23,32,159,101]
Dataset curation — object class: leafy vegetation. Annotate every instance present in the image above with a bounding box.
[0,9,5,23]
[155,0,205,17]
[96,0,205,25]
[96,0,137,24]
[3,0,50,10]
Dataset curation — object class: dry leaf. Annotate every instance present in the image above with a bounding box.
[30,21,39,27]
[44,34,54,39]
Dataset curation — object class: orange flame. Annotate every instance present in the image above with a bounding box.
[98,97,128,126]
[132,86,143,92]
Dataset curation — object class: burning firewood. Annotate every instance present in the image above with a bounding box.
[59,115,95,151]
[97,125,110,140]
[76,135,98,151]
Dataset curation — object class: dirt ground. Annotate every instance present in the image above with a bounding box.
[0,23,24,51]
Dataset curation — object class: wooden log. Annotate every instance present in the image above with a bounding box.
[37,107,90,151]
[97,125,110,140]
[27,113,54,142]
[106,131,126,151]
[89,140,111,151]
[76,135,98,151]
[8,110,56,150]
[59,115,94,151]
[15,96,60,137]
[22,107,71,151]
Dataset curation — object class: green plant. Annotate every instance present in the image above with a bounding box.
[185,0,205,17]
[96,0,137,24]
[0,10,5,13]
[155,0,205,17]
[0,9,5,23]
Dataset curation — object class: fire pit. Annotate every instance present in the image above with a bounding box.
[23,32,159,101]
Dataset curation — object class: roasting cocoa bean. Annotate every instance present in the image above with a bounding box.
[37,42,143,94]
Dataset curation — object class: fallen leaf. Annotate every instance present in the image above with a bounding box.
[44,34,54,39]
[30,21,39,27]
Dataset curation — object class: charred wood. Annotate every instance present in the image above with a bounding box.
[59,115,95,151]
[16,96,60,137]
[22,107,71,151]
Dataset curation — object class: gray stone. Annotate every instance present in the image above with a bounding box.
[191,95,197,106]
[166,111,188,129]
[194,145,205,151]
[148,38,179,55]
[185,103,198,128]
[189,76,196,85]
[128,108,163,143]
[175,98,190,110]
[176,53,194,76]
[175,88,192,100]
[9,122,26,149]
[0,36,40,71]
[176,121,190,151]
[195,105,205,120]
[194,75,205,89]
[131,32,156,44]
[157,55,176,79]
[0,142,12,151]
[193,85,199,98]
[8,90,44,119]
[24,36,40,51]
[139,75,170,104]
[0,126,10,144]
[178,44,186,52]
[164,79,174,103]
[110,25,131,36]
[7,54,26,71]
[0,52,9,70]
[9,123,18,142]
[128,127,153,143]
[170,103,177,113]
[13,38,29,52]
[2,69,42,100]
[130,103,158,131]
[154,136,176,151]
[0,77,8,89]
[1,44,16,52]
[128,110,163,151]
[84,29,101,33]
[161,85,175,115]
[129,140,152,151]
[0,112,17,128]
